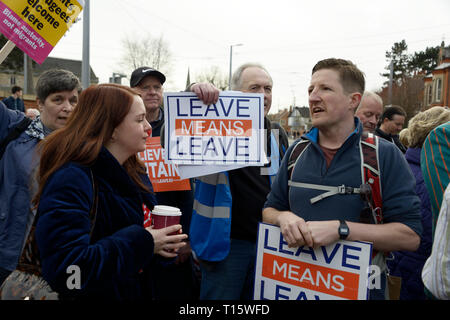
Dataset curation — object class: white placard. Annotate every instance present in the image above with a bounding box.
[163,91,266,165]
[254,223,373,300]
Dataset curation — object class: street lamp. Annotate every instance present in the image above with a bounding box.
[81,0,90,89]
[228,43,243,90]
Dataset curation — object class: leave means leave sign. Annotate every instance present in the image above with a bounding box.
[254,223,373,300]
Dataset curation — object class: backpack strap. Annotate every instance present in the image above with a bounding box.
[288,139,364,205]
[287,139,311,209]
[270,121,289,159]
[286,133,386,260]
[359,132,383,224]
[287,135,383,220]
[287,139,310,179]
[360,132,390,260]
[0,117,32,159]
[288,182,362,204]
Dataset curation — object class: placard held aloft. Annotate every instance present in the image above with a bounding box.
[163,91,266,166]
[0,0,84,64]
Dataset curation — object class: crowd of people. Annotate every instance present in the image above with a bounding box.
[0,57,448,301]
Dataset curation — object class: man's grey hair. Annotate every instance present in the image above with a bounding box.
[357,91,383,111]
[230,62,273,90]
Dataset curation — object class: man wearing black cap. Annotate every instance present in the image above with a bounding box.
[130,67,167,136]
[130,67,219,300]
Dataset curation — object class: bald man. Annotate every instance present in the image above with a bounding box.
[355,91,383,133]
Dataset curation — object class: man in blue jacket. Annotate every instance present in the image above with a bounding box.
[2,86,25,113]
[263,58,422,300]
[190,63,289,300]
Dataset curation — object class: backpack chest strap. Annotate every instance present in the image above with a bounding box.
[288,181,361,204]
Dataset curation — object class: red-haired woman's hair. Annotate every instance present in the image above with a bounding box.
[33,83,149,207]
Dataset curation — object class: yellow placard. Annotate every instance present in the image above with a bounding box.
[1,0,83,47]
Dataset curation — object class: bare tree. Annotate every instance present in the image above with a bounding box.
[378,74,425,122]
[194,65,228,90]
[119,34,172,78]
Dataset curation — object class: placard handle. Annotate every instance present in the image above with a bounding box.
[0,40,16,65]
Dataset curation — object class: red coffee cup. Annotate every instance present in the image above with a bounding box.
[151,205,182,234]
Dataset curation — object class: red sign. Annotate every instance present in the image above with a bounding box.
[138,137,191,192]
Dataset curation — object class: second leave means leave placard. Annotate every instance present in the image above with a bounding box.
[254,223,373,300]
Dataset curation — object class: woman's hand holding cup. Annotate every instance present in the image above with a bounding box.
[146,224,187,258]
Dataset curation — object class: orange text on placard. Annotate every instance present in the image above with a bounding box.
[175,119,252,137]
[262,252,360,300]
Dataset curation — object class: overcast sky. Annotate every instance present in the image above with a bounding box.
[48,0,450,114]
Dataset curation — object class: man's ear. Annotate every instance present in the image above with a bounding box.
[349,92,362,111]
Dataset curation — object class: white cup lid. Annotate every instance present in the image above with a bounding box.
[152,205,182,216]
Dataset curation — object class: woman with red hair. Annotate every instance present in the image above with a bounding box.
[32,84,187,300]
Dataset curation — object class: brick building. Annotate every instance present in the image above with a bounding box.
[269,106,311,138]
[423,43,450,108]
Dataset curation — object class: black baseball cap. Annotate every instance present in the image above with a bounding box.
[130,67,166,87]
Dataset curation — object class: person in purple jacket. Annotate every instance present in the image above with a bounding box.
[387,106,450,300]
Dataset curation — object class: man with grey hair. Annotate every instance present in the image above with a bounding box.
[355,91,383,133]
[189,62,288,300]
[230,62,273,115]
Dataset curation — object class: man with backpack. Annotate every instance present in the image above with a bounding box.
[263,58,422,300]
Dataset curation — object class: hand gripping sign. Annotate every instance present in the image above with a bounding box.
[163,91,266,166]
[254,223,373,300]
[0,0,83,64]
